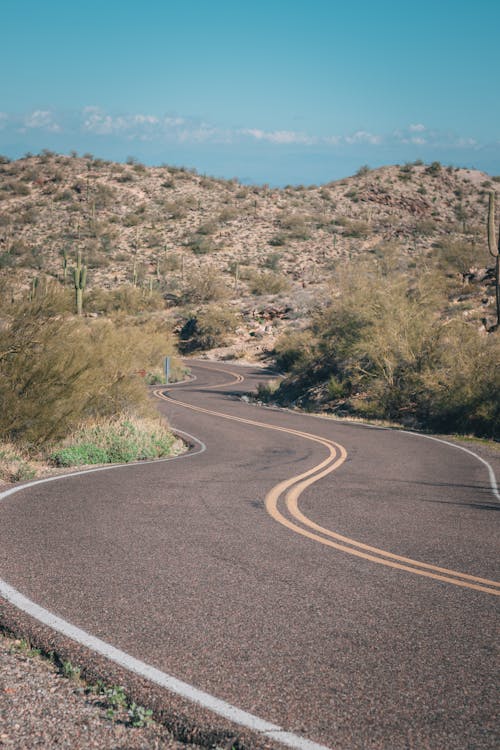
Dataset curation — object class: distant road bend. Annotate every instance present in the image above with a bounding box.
[0,360,498,749]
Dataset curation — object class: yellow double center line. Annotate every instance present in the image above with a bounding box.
[154,370,500,596]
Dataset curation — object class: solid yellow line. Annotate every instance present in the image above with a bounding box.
[155,376,500,596]
[184,361,244,389]
[266,488,500,596]
[286,474,500,589]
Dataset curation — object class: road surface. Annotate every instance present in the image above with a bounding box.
[0,361,498,749]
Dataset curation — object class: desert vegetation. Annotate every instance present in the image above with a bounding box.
[0,151,499,449]
[267,248,500,438]
[0,287,181,481]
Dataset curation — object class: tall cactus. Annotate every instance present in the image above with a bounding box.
[487,192,500,328]
[61,248,68,285]
[29,276,39,302]
[73,250,87,315]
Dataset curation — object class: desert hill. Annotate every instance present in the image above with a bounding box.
[0,151,498,357]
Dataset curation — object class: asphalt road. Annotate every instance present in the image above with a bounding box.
[0,361,498,749]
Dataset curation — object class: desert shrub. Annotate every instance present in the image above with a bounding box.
[356,165,371,176]
[50,415,177,466]
[274,330,314,371]
[414,219,437,236]
[182,268,229,303]
[343,220,371,238]
[263,252,282,271]
[164,201,186,219]
[123,211,144,227]
[186,234,218,255]
[0,252,14,268]
[1,180,31,196]
[116,171,136,183]
[268,233,287,247]
[426,161,442,176]
[273,260,500,437]
[435,238,488,276]
[0,444,38,482]
[217,208,238,222]
[179,304,240,351]
[195,221,217,235]
[15,207,38,225]
[0,302,176,445]
[159,252,181,272]
[279,214,310,240]
[248,270,290,295]
[94,183,117,209]
[86,285,165,314]
[255,380,280,401]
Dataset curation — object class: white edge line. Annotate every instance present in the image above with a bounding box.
[0,428,331,750]
[0,579,326,750]
[0,428,206,502]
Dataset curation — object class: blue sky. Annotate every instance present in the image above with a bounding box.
[1,0,499,184]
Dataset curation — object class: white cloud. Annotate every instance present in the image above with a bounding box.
[24,110,60,132]
[323,135,342,145]
[241,128,317,145]
[455,136,477,148]
[344,130,382,145]
[82,107,161,136]
[0,106,488,158]
[163,116,185,127]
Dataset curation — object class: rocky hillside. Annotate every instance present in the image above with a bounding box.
[0,152,498,356]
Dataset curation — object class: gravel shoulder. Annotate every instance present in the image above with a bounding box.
[0,630,201,750]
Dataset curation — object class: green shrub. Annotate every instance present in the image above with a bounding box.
[179,304,240,351]
[274,330,313,371]
[50,416,177,466]
[0,301,176,446]
[272,258,500,438]
[50,443,109,466]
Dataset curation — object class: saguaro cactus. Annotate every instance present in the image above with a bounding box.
[29,276,39,301]
[487,192,500,328]
[73,250,87,315]
[61,248,68,285]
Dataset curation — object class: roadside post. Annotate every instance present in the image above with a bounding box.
[164,356,171,384]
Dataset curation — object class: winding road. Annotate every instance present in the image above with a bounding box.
[0,361,498,749]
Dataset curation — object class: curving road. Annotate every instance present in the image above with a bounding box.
[0,361,498,749]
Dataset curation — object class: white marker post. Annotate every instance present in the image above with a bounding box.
[164,356,171,384]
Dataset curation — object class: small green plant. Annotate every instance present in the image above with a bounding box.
[50,416,177,467]
[9,638,41,657]
[127,702,153,728]
[105,685,127,709]
[62,660,81,681]
[326,375,345,400]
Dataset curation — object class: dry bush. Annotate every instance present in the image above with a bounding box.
[279,214,310,240]
[87,285,165,314]
[182,267,229,304]
[435,238,489,276]
[179,304,240,351]
[274,258,499,437]
[0,302,176,446]
[248,270,290,295]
